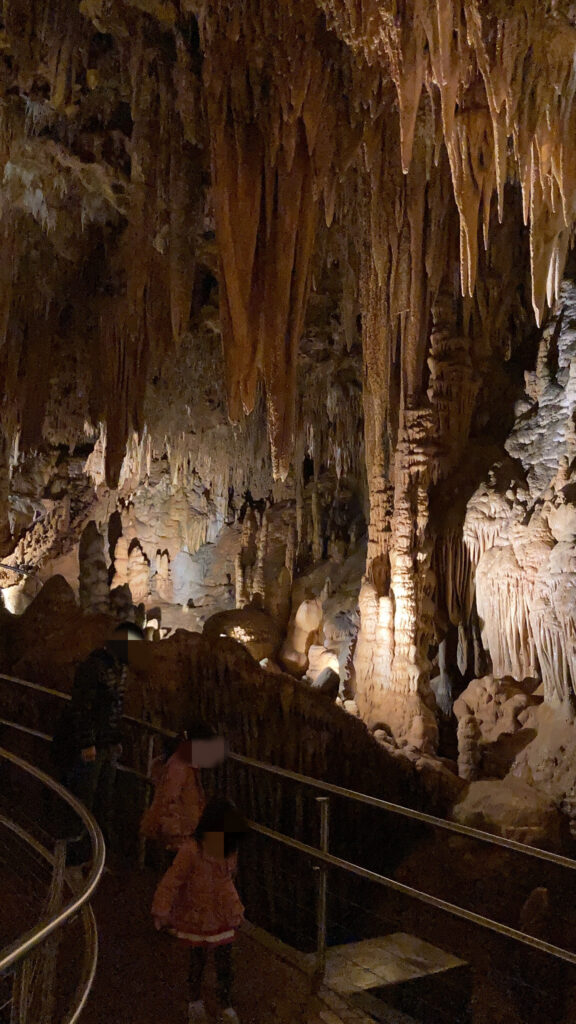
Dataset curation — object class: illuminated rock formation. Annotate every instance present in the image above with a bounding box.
[279,596,323,677]
[1,0,576,797]
[78,520,109,615]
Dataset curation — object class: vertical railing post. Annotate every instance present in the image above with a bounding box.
[37,839,67,1024]
[138,732,155,869]
[10,957,33,1024]
[314,796,330,987]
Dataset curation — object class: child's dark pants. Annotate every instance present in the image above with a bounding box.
[188,944,233,1005]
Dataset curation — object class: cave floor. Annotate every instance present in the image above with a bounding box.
[72,861,376,1024]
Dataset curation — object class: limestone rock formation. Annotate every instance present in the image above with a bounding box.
[452,778,565,852]
[78,521,110,615]
[454,676,543,780]
[1,0,576,846]
[203,607,283,663]
[279,597,323,677]
[309,666,340,701]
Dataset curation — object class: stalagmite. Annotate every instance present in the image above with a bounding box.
[111,535,130,591]
[78,521,109,615]
[456,715,482,782]
[279,597,323,678]
[154,552,173,604]
[127,542,150,605]
[110,584,134,621]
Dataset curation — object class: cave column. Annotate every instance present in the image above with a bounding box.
[355,279,479,748]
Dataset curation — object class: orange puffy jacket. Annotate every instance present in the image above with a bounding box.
[140,743,205,850]
[152,839,244,941]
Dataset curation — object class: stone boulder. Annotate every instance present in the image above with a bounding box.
[452,777,566,851]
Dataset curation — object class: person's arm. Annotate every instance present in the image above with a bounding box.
[152,843,195,928]
[69,659,99,759]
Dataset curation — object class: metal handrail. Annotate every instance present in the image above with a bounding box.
[0,806,99,1023]
[65,905,98,1024]
[2,676,576,980]
[1,670,575,870]
[0,747,105,974]
[247,820,576,966]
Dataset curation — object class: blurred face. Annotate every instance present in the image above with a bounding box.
[191,736,227,768]
[109,629,143,665]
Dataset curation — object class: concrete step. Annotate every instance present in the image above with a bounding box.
[321,933,471,1024]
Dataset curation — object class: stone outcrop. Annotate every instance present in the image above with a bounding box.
[452,778,565,852]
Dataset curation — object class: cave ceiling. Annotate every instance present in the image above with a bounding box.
[0,0,575,531]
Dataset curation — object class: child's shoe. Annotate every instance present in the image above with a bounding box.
[188,1000,208,1024]
[221,1009,240,1023]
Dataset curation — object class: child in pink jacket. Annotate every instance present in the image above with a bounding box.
[152,797,248,1024]
[140,723,220,854]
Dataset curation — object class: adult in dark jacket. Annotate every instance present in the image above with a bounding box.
[53,620,145,856]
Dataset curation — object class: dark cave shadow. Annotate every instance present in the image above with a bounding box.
[480,728,538,779]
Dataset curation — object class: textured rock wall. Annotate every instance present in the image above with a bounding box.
[466,276,576,710]
[3,0,576,782]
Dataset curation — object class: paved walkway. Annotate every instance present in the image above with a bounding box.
[77,863,374,1024]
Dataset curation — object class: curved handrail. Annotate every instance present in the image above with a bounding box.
[1,670,575,870]
[2,672,576,974]
[65,903,98,1024]
[0,746,105,973]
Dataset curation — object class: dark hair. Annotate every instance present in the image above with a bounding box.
[114,621,145,639]
[183,721,218,741]
[161,734,181,761]
[194,797,248,857]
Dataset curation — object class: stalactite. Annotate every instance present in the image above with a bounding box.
[198,0,355,478]
[4,0,91,110]
[311,483,323,563]
[433,531,474,628]
[251,511,268,607]
[317,0,576,323]
[93,25,199,488]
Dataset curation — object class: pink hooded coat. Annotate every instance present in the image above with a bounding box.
[140,742,205,850]
[152,838,244,945]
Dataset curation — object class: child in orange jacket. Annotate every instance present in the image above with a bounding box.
[140,723,222,854]
[152,797,248,1024]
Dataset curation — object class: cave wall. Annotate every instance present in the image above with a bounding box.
[0,0,575,792]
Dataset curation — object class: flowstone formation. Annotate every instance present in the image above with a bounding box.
[1,0,576,843]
